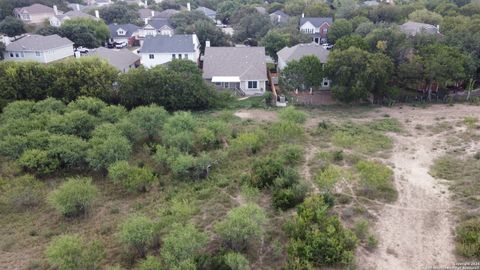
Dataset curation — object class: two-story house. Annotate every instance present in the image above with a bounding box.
[14,4,60,25]
[49,10,100,27]
[277,43,331,89]
[299,16,333,44]
[140,19,175,37]
[202,46,268,96]
[139,34,200,68]
[108,24,140,46]
[4,34,74,63]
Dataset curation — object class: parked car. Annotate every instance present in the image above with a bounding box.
[322,43,333,50]
[115,41,128,48]
[106,42,115,49]
[75,46,89,54]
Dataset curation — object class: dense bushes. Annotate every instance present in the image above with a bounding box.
[46,234,105,270]
[285,196,357,268]
[47,177,98,217]
[108,161,156,193]
[118,215,155,258]
[272,169,308,210]
[161,224,208,269]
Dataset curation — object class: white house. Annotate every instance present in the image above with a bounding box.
[108,24,141,45]
[277,43,331,89]
[202,46,268,96]
[139,34,200,68]
[49,10,100,27]
[14,4,60,25]
[299,17,333,44]
[139,18,174,38]
[4,35,74,63]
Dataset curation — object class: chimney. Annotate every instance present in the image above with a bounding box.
[436,24,440,32]
[151,10,155,17]
[53,5,58,15]
[205,40,210,47]
[144,0,148,8]
[301,13,304,18]
[144,18,149,25]
[76,4,80,11]
[95,10,100,19]
[187,2,191,11]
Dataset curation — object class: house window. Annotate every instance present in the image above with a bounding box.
[20,52,24,57]
[184,54,188,59]
[172,54,176,59]
[323,28,328,34]
[247,81,258,89]
[178,54,182,59]
[117,30,125,35]
[9,53,13,57]
[15,53,19,57]
[149,54,154,59]
[35,51,41,56]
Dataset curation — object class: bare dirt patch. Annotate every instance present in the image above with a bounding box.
[234,109,278,122]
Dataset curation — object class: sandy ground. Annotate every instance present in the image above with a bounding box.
[357,104,480,270]
[234,109,278,122]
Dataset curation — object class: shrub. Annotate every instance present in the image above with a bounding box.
[464,116,478,129]
[285,196,357,267]
[456,218,480,258]
[331,122,393,153]
[278,107,307,124]
[355,160,397,202]
[231,132,265,155]
[32,98,66,114]
[430,155,464,180]
[274,144,304,165]
[47,110,99,139]
[127,105,168,140]
[214,204,266,251]
[108,161,156,193]
[366,235,378,251]
[168,152,212,180]
[224,252,250,270]
[0,174,44,210]
[269,121,303,141]
[118,215,155,257]
[272,184,308,210]
[353,219,369,241]
[66,96,107,115]
[18,149,59,174]
[45,234,105,270]
[161,224,207,269]
[137,256,163,270]
[47,177,98,217]
[47,134,88,168]
[367,118,402,132]
[86,134,132,170]
[0,100,35,120]
[99,105,127,123]
[250,156,284,188]
[315,165,342,193]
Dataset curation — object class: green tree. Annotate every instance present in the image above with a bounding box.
[58,18,110,48]
[224,252,250,270]
[261,30,289,61]
[0,16,25,37]
[192,20,230,53]
[46,234,105,270]
[47,177,98,217]
[214,203,266,251]
[66,96,107,116]
[328,19,353,43]
[408,9,443,25]
[86,134,132,171]
[216,1,242,24]
[98,2,140,24]
[279,55,325,91]
[305,2,331,17]
[334,34,368,51]
[127,105,168,140]
[118,215,155,257]
[18,149,59,174]
[161,224,207,269]
[108,161,156,193]
[232,13,272,42]
[47,134,88,168]
[137,256,163,270]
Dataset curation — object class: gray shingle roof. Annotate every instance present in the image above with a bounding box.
[277,43,330,64]
[196,7,216,17]
[399,21,439,36]
[6,34,73,51]
[300,17,333,28]
[14,4,56,14]
[108,24,140,38]
[153,9,179,19]
[202,47,267,81]
[140,35,196,53]
[147,19,172,30]
[138,8,154,19]
[57,10,98,21]
[270,10,290,23]
[90,47,140,71]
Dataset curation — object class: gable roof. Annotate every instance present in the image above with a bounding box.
[6,34,73,51]
[270,10,290,23]
[140,35,196,53]
[255,7,267,14]
[300,17,333,28]
[14,4,57,14]
[153,9,179,19]
[148,18,173,30]
[90,47,140,71]
[138,8,154,19]
[196,6,216,17]
[277,43,330,64]
[55,10,98,21]
[399,21,439,36]
[202,47,267,81]
[108,24,140,38]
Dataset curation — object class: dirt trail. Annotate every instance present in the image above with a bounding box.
[358,105,480,270]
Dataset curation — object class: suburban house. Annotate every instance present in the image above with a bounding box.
[202,46,268,96]
[270,10,290,24]
[139,8,155,20]
[299,17,333,44]
[139,34,200,68]
[140,18,174,37]
[153,9,179,19]
[277,43,331,89]
[196,7,217,22]
[14,4,60,24]
[108,24,140,46]
[4,34,74,63]
[49,10,100,27]
[399,21,440,36]
[89,47,140,72]
[95,0,113,7]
